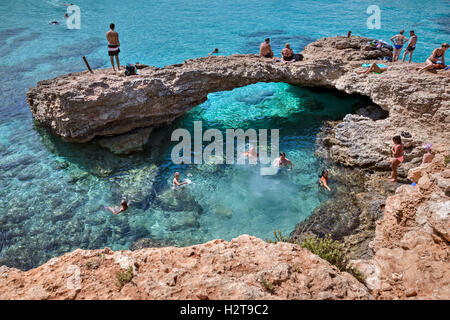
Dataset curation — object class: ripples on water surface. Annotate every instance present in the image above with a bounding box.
[0,0,448,269]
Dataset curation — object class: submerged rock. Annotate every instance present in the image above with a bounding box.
[169,211,200,231]
[95,127,153,154]
[155,187,203,214]
[129,238,177,251]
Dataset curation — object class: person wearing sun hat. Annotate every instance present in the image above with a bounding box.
[422,144,434,164]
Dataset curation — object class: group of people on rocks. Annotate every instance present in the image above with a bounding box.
[105,23,448,75]
[103,25,442,214]
[259,38,302,64]
[389,29,449,72]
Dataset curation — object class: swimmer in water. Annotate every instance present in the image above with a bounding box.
[173,172,189,189]
[105,199,129,215]
[272,152,294,169]
[318,170,331,191]
[50,21,60,25]
[208,48,219,56]
[243,146,259,159]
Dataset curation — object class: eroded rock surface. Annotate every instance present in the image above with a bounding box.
[0,235,371,300]
[352,145,450,299]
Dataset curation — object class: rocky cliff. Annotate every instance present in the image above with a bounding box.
[8,36,449,300]
[352,145,450,300]
[0,235,371,300]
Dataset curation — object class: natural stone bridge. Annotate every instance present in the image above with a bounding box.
[27,36,449,166]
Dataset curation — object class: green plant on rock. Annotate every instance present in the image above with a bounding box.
[347,265,366,283]
[292,264,301,273]
[260,278,275,294]
[266,229,291,244]
[445,156,450,166]
[299,234,348,271]
[116,266,134,289]
[268,230,366,284]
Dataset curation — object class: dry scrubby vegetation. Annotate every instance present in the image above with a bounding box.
[445,156,450,166]
[267,230,366,284]
[116,266,134,289]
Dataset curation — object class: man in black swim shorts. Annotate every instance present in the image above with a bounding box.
[106,23,121,71]
[403,30,418,63]
[260,38,273,58]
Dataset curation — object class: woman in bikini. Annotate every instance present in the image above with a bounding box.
[389,136,404,182]
[281,43,294,64]
[390,30,409,62]
[356,62,388,74]
[419,43,449,73]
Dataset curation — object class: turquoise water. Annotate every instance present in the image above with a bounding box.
[0,0,448,270]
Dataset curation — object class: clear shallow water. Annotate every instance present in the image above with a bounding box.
[0,0,448,270]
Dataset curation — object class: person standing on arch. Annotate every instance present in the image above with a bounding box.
[106,23,121,71]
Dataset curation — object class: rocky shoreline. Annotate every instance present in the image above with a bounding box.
[0,36,447,299]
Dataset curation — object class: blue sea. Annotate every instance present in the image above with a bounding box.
[0,0,448,270]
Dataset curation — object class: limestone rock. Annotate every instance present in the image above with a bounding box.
[351,146,450,299]
[26,36,449,166]
[0,235,371,300]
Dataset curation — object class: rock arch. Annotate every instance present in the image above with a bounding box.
[27,36,449,164]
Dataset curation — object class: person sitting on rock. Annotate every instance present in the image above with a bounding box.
[422,144,434,164]
[356,62,388,74]
[419,43,449,73]
[318,170,331,191]
[281,43,295,64]
[260,38,274,58]
[105,199,129,215]
[389,135,404,182]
